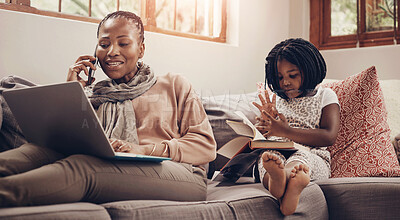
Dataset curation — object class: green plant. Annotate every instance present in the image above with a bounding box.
[379,0,394,18]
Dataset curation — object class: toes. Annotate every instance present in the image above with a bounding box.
[303,166,310,174]
[297,164,309,174]
[272,155,281,163]
[262,152,285,169]
[289,164,310,177]
[296,165,303,173]
[290,168,297,177]
[269,153,277,160]
[261,152,270,161]
[262,152,280,162]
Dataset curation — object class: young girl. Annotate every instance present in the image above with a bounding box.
[253,38,340,215]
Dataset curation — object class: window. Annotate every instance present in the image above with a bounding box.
[310,0,399,50]
[0,0,227,43]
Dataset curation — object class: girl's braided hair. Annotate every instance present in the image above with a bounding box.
[265,38,326,100]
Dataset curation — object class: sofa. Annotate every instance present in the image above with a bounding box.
[1,66,400,219]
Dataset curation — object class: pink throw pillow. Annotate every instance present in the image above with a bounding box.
[322,66,400,177]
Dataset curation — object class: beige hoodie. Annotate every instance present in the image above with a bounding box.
[132,73,216,166]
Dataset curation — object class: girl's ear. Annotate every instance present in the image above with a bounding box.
[139,43,145,59]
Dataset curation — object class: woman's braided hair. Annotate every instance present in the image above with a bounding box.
[97,11,144,43]
[265,38,326,100]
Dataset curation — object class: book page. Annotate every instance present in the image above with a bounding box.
[226,120,254,138]
[234,111,266,141]
[217,136,251,159]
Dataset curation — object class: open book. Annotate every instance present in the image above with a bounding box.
[217,111,295,160]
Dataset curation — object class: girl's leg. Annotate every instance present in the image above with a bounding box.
[279,162,310,216]
[259,151,288,199]
[0,143,64,177]
[0,154,207,207]
[278,150,328,215]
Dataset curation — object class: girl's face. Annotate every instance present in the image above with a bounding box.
[277,58,303,99]
[97,17,145,84]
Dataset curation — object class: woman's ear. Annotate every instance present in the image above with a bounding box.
[139,43,145,59]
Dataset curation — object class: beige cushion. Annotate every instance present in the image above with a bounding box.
[323,78,400,140]
[380,79,400,139]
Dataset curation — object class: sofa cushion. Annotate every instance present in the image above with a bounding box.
[201,92,259,149]
[379,79,400,139]
[321,66,400,177]
[316,177,400,220]
[0,76,32,152]
[102,200,235,220]
[0,202,111,220]
[102,178,328,220]
[207,178,328,219]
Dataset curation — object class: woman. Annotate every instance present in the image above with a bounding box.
[0,11,216,207]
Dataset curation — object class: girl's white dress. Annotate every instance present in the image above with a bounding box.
[257,86,339,181]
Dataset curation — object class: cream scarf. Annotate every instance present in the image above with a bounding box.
[89,63,156,144]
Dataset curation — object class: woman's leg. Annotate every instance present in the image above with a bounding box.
[0,143,64,177]
[0,154,207,207]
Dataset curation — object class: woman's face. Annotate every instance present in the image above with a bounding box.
[277,58,303,99]
[97,17,144,84]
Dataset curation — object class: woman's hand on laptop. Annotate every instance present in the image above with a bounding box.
[110,138,146,155]
[67,55,97,87]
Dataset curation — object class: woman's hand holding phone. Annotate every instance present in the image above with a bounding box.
[67,55,97,87]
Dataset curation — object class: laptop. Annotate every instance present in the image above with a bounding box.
[2,81,170,162]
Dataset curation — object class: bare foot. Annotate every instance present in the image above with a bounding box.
[280,164,310,216]
[261,152,286,199]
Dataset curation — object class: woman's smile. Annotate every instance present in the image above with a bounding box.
[105,60,125,70]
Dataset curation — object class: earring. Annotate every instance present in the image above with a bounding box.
[136,58,143,69]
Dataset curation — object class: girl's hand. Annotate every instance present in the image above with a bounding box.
[67,55,96,87]
[110,139,146,155]
[255,116,270,135]
[259,110,289,138]
[253,89,279,119]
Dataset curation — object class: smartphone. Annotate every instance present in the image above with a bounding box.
[87,46,98,86]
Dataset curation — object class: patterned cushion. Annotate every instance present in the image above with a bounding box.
[322,66,400,177]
